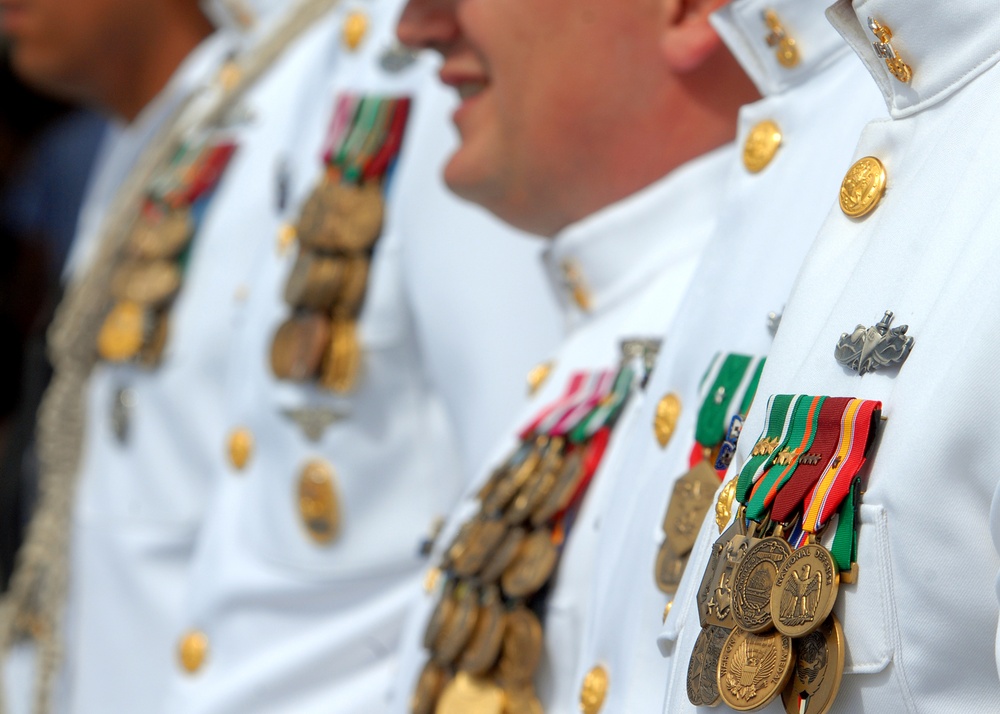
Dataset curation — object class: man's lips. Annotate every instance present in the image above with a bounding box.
[439,65,489,102]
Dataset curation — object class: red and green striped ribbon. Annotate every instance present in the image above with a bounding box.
[735,394,795,504]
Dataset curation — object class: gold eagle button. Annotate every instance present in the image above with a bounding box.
[228,428,254,471]
[298,460,341,544]
[742,120,783,174]
[840,156,887,218]
[579,665,609,714]
[653,393,682,448]
[178,630,209,674]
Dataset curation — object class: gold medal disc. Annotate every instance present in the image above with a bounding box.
[662,460,721,557]
[654,540,690,595]
[335,255,370,317]
[433,585,480,666]
[435,672,504,714]
[97,301,147,362]
[410,660,446,714]
[503,684,543,714]
[458,586,505,674]
[321,318,361,393]
[324,181,384,252]
[531,446,585,526]
[129,209,193,259]
[452,518,508,578]
[269,314,331,381]
[478,527,525,585]
[782,615,845,714]
[770,544,839,638]
[423,583,456,651]
[717,628,794,711]
[686,625,729,707]
[297,460,341,544]
[501,528,558,599]
[283,252,344,311]
[111,260,182,307]
[497,608,543,687]
[716,478,738,533]
[732,536,793,633]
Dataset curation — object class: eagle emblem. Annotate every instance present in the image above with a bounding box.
[779,564,821,626]
[726,638,776,703]
[834,310,914,375]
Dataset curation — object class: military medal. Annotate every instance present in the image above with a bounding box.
[717,628,794,711]
[413,355,648,712]
[297,460,341,544]
[435,672,504,714]
[410,661,447,714]
[272,95,413,391]
[781,614,845,714]
[95,136,239,366]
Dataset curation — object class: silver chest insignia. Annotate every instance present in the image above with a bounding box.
[835,310,914,375]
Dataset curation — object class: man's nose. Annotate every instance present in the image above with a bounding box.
[396,0,459,52]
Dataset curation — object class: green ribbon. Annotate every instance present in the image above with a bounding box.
[735,394,794,504]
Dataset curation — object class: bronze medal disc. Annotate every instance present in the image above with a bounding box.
[484,442,544,515]
[435,672,504,714]
[129,209,193,259]
[698,520,751,629]
[732,536,793,633]
[501,529,558,599]
[770,544,839,638]
[111,260,182,307]
[458,586,505,674]
[531,447,585,526]
[139,311,170,367]
[269,314,330,381]
[324,181,385,252]
[504,456,560,526]
[452,518,508,578]
[423,583,456,651]
[334,255,370,317]
[478,527,525,585]
[662,460,721,557]
[97,301,147,362]
[497,608,543,687]
[654,539,690,595]
[781,614,845,714]
[717,628,794,711]
[434,585,480,666]
[686,625,729,707]
[410,660,446,714]
[503,684,543,714]
[295,185,331,250]
[321,318,361,393]
[283,252,344,311]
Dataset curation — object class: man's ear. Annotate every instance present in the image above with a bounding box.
[661,0,729,73]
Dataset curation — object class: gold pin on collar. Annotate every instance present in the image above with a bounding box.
[869,17,912,84]
[342,10,369,51]
[763,10,800,69]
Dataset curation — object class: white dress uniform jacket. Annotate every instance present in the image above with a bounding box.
[565,0,887,710]
[661,0,1000,712]
[0,33,237,714]
[161,1,561,713]
[389,143,733,713]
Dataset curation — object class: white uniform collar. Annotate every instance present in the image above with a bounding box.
[543,143,731,324]
[826,0,1000,118]
[710,0,850,97]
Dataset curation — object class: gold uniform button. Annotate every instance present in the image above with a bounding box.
[839,156,887,218]
[579,665,609,714]
[653,393,682,448]
[298,460,341,544]
[178,630,209,674]
[763,9,800,69]
[527,361,554,396]
[228,428,254,471]
[742,120,783,173]
[342,11,369,50]
[662,600,674,624]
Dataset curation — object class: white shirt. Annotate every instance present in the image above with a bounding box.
[160,2,562,713]
[388,142,733,713]
[661,0,1000,712]
[566,0,888,710]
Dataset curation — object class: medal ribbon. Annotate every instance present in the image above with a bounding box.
[745,395,825,522]
[801,399,881,533]
[569,364,636,443]
[695,354,752,448]
[829,477,862,571]
[735,394,795,504]
[769,397,852,524]
[518,372,589,438]
[551,370,615,436]
[364,98,411,182]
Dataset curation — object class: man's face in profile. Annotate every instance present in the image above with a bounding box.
[398,0,666,235]
[0,0,141,101]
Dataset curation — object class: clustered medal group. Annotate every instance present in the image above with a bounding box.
[655,353,765,596]
[687,394,882,714]
[97,135,238,364]
[271,94,411,393]
[411,357,644,714]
